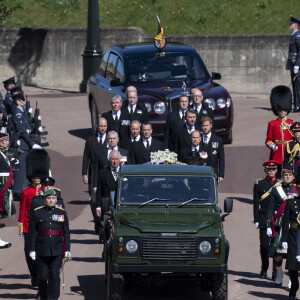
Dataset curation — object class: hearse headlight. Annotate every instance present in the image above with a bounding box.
[144,102,152,113]
[217,98,226,109]
[125,240,138,253]
[154,101,166,114]
[226,98,231,107]
[199,241,212,254]
[204,98,216,110]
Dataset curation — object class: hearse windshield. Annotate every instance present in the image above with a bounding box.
[127,52,209,83]
[119,176,216,205]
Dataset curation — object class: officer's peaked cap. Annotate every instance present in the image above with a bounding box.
[43,189,57,198]
[41,176,55,186]
[290,16,300,25]
[12,92,25,102]
[9,83,22,94]
[2,76,15,85]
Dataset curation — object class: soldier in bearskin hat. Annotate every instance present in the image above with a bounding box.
[265,85,294,177]
[18,149,50,288]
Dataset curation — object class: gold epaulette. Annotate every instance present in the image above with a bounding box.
[18,222,23,235]
[260,181,281,202]
[54,188,61,192]
[56,207,65,211]
[34,206,44,211]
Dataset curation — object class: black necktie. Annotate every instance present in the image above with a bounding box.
[146,140,150,150]
[133,137,136,142]
[99,135,102,145]
[130,106,134,116]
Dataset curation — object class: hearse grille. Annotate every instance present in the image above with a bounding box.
[142,236,195,260]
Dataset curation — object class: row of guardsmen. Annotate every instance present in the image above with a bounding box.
[254,71,300,297]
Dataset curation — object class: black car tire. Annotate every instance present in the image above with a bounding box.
[107,255,124,300]
[90,97,99,134]
[222,131,232,145]
[211,272,228,300]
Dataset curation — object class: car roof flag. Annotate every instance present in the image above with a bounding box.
[154,16,166,49]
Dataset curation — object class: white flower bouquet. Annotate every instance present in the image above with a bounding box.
[150,150,178,165]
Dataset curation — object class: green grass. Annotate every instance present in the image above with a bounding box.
[2,0,300,35]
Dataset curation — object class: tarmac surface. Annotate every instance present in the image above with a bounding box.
[0,88,299,299]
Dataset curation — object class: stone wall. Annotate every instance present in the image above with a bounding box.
[0,27,291,94]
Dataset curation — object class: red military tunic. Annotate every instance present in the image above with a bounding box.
[265,117,294,165]
[18,185,42,234]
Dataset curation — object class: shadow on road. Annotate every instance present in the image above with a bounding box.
[235,277,275,288]
[69,229,95,235]
[71,257,102,263]
[248,291,288,299]
[68,200,90,205]
[0,274,30,280]
[71,274,104,300]
[70,239,99,245]
[0,292,35,299]
[228,270,257,278]
[68,128,92,140]
[233,197,253,205]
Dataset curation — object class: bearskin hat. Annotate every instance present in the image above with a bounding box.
[270,85,292,116]
[26,149,50,182]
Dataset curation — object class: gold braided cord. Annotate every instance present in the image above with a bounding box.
[286,142,300,164]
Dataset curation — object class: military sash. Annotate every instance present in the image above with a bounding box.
[260,181,281,202]
[286,141,300,164]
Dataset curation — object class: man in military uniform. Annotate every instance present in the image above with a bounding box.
[286,16,300,112]
[28,189,71,300]
[2,77,15,124]
[281,174,300,298]
[253,160,279,279]
[30,176,63,212]
[284,122,300,176]
[12,91,42,200]
[18,149,49,287]
[265,85,294,177]
[0,133,12,248]
[266,167,296,287]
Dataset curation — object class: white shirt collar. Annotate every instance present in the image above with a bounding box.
[131,134,140,142]
[128,103,137,112]
[143,136,152,145]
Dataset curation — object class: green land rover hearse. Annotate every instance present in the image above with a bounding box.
[103,164,233,300]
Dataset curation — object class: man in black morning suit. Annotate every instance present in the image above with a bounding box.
[121,86,148,124]
[179,130,210,166]
[119,120,141,156]
[101,95,131,141]
[95,150,120,257]
[82,117,107,233]
[93,131,128,195]
[190,87,215,130]
[131,123,164,164]
[176,109,201,154]
[201,116,225,184]
[164,94,189,152]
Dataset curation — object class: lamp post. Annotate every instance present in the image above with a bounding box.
[79,0,103,93]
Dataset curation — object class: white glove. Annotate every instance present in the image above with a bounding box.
[29,251,36,260]
[19,234,24,240]
[266,228,273,237]
[282,242,288,249]
[271,144,278,151]
[28,107,33,114]
[296,255,300,262]
[38,126,43,132]
[11,158,19,165]
[38,115,42,120]
[17,140,20,146]
[32,144,42,149]
[254,222,259,229]
[64,251,72,261]
[294,66,299,74]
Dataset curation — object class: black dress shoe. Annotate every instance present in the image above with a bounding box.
[0,242,11,249]
[259,270,267,278]
[0,223,5,228]
[292,107,300,112]
[94,224,100,235]
[31,277,38,288]
[289,290,297,299]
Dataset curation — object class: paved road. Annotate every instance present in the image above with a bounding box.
[0,90,298,299]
